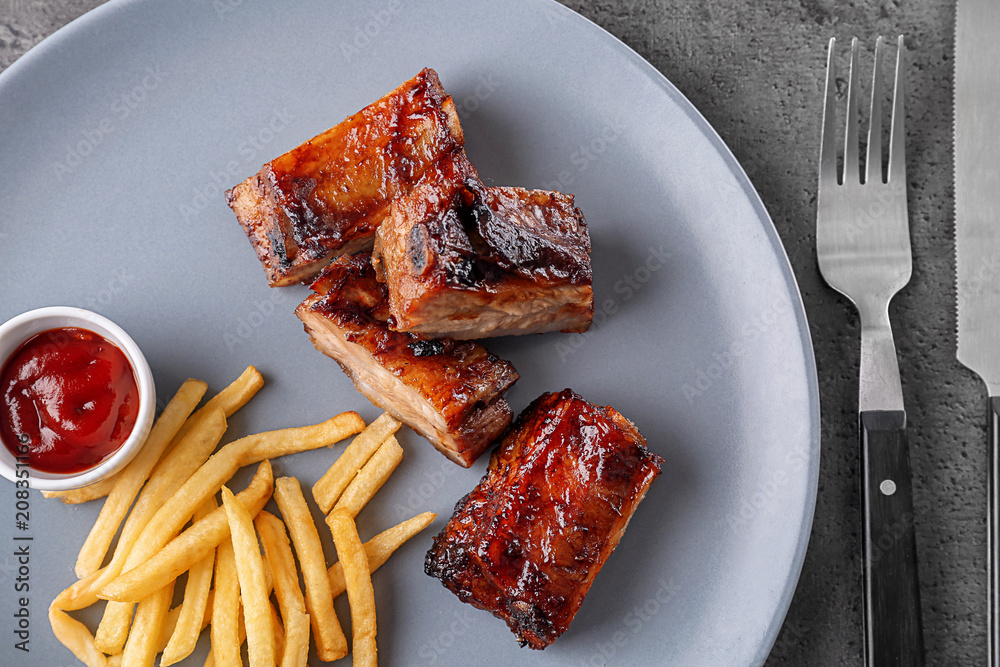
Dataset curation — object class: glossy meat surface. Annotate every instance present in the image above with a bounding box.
[372,180,593,338]
[425,389,662,648]
[295,253,518,466]
[228,68,478,286]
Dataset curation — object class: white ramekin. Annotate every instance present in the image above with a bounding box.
[0,306,156,491]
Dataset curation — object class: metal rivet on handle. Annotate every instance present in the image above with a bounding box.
[880,479,897,496]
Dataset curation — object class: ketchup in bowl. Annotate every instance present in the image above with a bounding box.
[0,327,140,474]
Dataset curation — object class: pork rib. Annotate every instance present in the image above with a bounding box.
[228,68,477,287]
[425,389,662,648]
[372,180,593,339]
[295,253,518,467]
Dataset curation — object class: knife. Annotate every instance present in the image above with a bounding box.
[955,1,1000,664]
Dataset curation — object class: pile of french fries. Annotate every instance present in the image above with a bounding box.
[45,366,435,666]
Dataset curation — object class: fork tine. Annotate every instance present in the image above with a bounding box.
[843,37,861,185]
[888,35,906,184]
[819,37,839,186]
[865,36,885,184]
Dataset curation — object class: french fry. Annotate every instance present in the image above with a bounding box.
[200,570,274,667]
[273,476,348,661]
[55,410,226,617]
[279,608,311,667]
[167,365,263,452]
[52,566,109,612]
[94,408,227,654]
[212,538,242,667]
[160,498,218,666]
[328,511,437,597]
[48,604,109,667]
[150,593,211,657]
[255,511,307,614]
[313,413,400,513]
[148,574,214,656]
[241,410,364,463]
[100,461,273,603]
[42,477,115,503]
[100,404,328,609]
[327,509,378,667]
[332,435,403,518]
[47,476,118,503]
[222,486,275,667]
[166,575,260,665]
[271,601,285,665]
[256,511,311,667]
[119,579,175,667]
[46,366,263,505]
[52,369,392,667]
[75,379,207,578]
[205,600,248,667]
[122,411,363,582]
[158,605,181,654]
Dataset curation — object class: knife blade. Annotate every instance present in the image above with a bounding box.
[955,1,1000,663]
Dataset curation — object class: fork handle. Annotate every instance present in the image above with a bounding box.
[988,397,1000,667]
[860,410,924,667]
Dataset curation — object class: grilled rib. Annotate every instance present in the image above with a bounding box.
[372,180,593,339]
[295,253,518,467]
[228,68,478,286]
[425,389,662,648]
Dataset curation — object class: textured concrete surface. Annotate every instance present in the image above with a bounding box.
[0,0,971,664]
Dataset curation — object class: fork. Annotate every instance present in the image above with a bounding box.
[816,36,924,666]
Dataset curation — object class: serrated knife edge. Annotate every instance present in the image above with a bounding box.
[955,0,1000,395]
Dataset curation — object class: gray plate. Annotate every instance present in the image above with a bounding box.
[0,0,819,664]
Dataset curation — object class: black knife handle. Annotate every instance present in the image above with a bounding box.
[860,410,924,667]
[988,396,1000,667]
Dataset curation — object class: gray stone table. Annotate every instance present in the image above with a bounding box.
[0,0,970,664]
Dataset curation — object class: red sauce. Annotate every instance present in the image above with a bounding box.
[0,327,139,474]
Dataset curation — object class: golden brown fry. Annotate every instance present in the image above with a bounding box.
[327,509,378,667]
[152,592,212,656]
[241,411,364,463]
[47,366,264,505]
[124,447,242,568]
[44,475,116,504]
[169,365,263,450]
[262,549,274,595]
[75,379,207,579]
[99,461,273,603]
[273,476,348,661]
[97,413,324,640]
[222,486,275,667]
[212,538,242,667]
[58,409,226,620]
[160,498,218,666]
[158,589,215,655]
[120,579,175,667]
[312,413,399,513]
[52,566,107,612]
[328,511,437,597]
[158,605,181,654]
[48,604,109,667]
[201,523,275,667]
[256,511,311,667]
[122,411,362,583]
[271,601,285,665]
[279,608,311,667]
[94,408,227,654]
[204,597,248,667]
[333,435,403,518]
[255,511,307,616]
